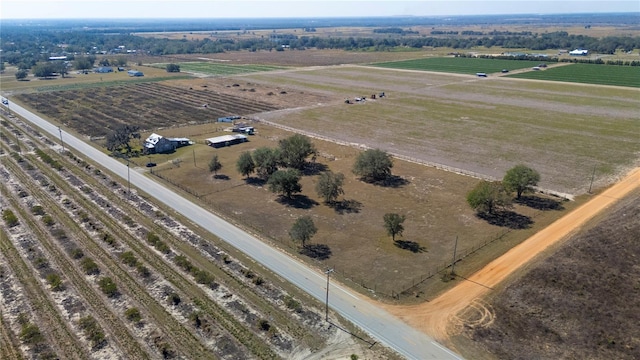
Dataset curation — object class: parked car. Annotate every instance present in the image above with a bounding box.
[146,162,157,168]
[501,69,509,73]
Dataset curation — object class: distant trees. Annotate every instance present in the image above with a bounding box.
[208,154,222,176]
[74,56,94,71]
[267,169,301,199]
[32,62,57,78]
[15,69,28,80]
[315,171,345,204]
[236,151,255,178]
[166,63,181,72]
[289,216,317,248]
[503,165,540,199]
[278,134,316,170]
[352,148,393,183]
[467,181,512,214]
[105,124,140,156]
[383,213,405,241]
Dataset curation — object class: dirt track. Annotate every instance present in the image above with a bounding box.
[383,167,640,345]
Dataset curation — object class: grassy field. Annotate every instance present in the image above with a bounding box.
[371,57,545,74]
[506,63,640,88]
[150,62,286,76]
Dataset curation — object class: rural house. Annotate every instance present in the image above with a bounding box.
[144,133,176,154]
[95,66,113,73]
[128,70,144,77]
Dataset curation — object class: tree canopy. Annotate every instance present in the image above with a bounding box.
[466,181,512,214]
[503,164,540,199]
[383,213,405,241]
[105,124,140,156]
[278,134,316,170]
[289,215,317,248]
[253,147,280,180]
[315,171,345,204]
[208,154,222,175]
[15,69,28,80]
[236,151,255,178]
[166,63,181,72]
[352,148,393,183]
[267,169,302,199]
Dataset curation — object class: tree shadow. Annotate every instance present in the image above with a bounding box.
[330,199,362,214]
[364,175,410,188]
[245,177,266,186]
[299,244,332,260]
[478,210,533,229]
[394,240,427,253]
[277,194,319,209]
[213,174,230,180]
[302,162,328,176]
[515,195,564,211]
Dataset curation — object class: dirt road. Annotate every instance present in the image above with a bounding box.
[383,167,640,345]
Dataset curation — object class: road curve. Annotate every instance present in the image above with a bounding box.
[3,101,462,360]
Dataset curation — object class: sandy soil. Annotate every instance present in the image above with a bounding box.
[382,167,640,347]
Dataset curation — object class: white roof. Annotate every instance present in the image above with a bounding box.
[205,134,247,144]
[145,133,163,145]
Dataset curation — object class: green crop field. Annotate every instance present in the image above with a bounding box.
[506,63,640,88]
[154,62,286,76]
[372,57,543,75]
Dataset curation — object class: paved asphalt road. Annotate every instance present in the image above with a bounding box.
[3,100,462,360]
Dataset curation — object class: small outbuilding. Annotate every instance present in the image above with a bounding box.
[205,134,247,148]
[128,70,144,77]
[95,67,113,73]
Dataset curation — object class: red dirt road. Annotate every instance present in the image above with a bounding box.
[383,167,640,344]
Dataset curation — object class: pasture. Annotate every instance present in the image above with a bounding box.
[506,62,640,88]
[151,62,286,76]
[372,57,546,75]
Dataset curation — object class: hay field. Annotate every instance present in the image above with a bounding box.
[242,65,640,195]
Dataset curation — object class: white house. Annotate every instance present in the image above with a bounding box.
[569,49,589,56]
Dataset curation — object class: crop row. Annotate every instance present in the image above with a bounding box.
[506,63,640,88]
[165,62,285,76]
[2,119,284,358]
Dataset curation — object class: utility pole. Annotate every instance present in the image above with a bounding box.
[58,126,65,151]
[588,165,596,194]
[325,268,334,322]
[127,158,131,199]
[193,148,197,167]
[451,235,458,276]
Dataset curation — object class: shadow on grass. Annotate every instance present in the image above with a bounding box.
[300,244,332,260]
[331,199,362,214]
[478,210,533,229]
[515,195,564,211]
[213,174,230,180]
[277,194,319,209]
[245,177,266,186]
[302,162,328,176]
[363,175,410,188]
[394,240,427,253]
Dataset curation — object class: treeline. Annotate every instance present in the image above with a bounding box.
[1,28,639,66]
[462,53,640,66]
[373,28,419,35]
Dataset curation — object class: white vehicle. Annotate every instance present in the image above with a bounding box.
[1,98,8,105]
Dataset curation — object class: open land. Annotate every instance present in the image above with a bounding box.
[3,27,640,358]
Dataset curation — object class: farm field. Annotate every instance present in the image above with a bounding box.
[245,65,640,194]
[457,189,640,360]
[0,112,389,359]
[151,62,287,76]
[371,57,545,75]
[506,62,640,88]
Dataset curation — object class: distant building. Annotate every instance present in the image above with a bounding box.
[569,49,589,56]
[205,134,247,148]
[127,70,144,77]
[49,56,68,61]
[95,66,113,73]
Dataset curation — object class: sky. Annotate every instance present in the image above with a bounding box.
[1,0,638,19]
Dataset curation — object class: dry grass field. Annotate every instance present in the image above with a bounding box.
[9,51,638,301]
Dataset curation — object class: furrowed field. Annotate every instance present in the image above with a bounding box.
[506,62,640,87]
